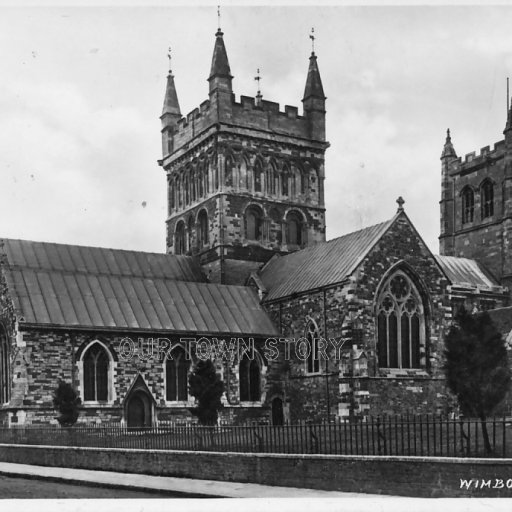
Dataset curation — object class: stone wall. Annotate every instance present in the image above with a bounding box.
[2,444,512,497]
[262,213,457,420]
[0,328,272,426]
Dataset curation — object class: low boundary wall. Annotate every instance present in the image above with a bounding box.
[1,443,512,497]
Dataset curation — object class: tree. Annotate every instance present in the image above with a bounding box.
[444,308,511,454]
[53,380,81,427]
[188,359,224,426]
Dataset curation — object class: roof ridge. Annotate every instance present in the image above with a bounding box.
[0,237,191,259]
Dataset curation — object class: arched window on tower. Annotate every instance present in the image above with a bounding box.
[187,216,194,252]
[166,346,190,402]
[481,180,494,219]
[254,160,263,193]
[198,164,204,198]
[184,174,190,205]
[281,165,289,196]
[305,320,320,374]
[190,170,196,202]
[175,220,186,255]
[225,156,234,188]
[83,342,110,402]
[0,326,9,405]
[376,271,425,369]
[176,176,182,209]
[168,177,175,212]
[239,355,261,402]
[245,206,263,241]
[286,211,303,247]
[197,209,209,247]
[461,187,474,224]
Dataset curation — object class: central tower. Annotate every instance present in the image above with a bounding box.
[159,28,329,285]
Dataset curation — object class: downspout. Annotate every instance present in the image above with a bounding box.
[323,288,331,421]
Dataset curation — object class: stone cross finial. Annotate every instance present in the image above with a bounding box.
[396,196,405,212]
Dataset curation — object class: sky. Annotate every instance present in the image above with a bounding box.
[1,3,512,254]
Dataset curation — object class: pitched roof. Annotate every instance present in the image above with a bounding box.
[1,239,278,337]
[434,255,502,290]
[259,217,395,301]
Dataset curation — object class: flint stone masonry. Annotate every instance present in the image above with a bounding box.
[1,444,512,497]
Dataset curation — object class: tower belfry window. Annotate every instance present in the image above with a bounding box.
[481,181,494,219]
[461,187,474,224]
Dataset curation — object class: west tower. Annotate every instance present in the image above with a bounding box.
[439,97,512,298]
[158,28,329,285]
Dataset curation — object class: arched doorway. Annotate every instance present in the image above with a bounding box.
[125,375,154,428]
[271,397,284,426]
[127,393,147,427]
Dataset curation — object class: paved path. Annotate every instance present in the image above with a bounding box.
[0,462,391,498]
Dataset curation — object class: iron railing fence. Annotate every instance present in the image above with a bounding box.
[1,416,511,458]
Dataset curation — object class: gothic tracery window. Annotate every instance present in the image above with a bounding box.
[225,156,234,188]
[254,160,263,193]
[166,347,190,402]
[376,271,424,369]
[83,343,109,402]
[481,180,494,219]
[461,187,474,224]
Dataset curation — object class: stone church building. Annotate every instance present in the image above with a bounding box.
[1,28,511,426]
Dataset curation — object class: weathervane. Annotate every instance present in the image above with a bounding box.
[217,5,221,31]
[167,46,172,73]
[310,27,315,53]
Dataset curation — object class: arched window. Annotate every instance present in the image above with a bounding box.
[166,346,189,402]
[481,180,494,219]
[175,221,186,255]
[83,343,109,401]
[254,160,263,193]
[198,165,204,198]
[168,178,175,212]
[239,355,261,402]
[184,174,190,205]
[376,271,425,369]
[306,320,320,374]
[286,211,303,247]
[281,165,289,196]
[461,187,474,224]
[225,156,234,188]
[187,216,194,252]
[245,206,263,241]
[269,208,282,244]
[198,209,209,247]
[176,176,182,209]
[0,326,9,405]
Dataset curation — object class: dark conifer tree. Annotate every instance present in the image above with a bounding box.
[444,308,511,453]
[53,380,81,427]
[188,359,224,426]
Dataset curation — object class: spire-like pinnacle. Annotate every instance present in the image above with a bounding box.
[162,49,181,118]
[505,97,512,134]
[303,51,325,101]
[208,28,232,82]
[441,128,457,159]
